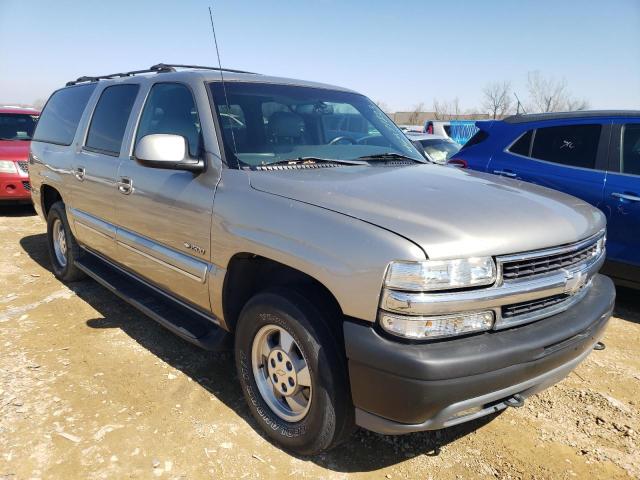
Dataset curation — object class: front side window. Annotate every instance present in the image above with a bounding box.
[136,83,202,157]
[33,83,96,146]
[0,113,39,141]
[86,84,139,155]
[621,123,640,176]
[208,82,422,168]
[531,124,601,169]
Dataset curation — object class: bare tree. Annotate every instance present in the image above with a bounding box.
[32,98,46,110]
[432,98,462,120]
[526,71,589,112]
[407,102,425,125]
[375,100,391,114]
[482,81,513,119]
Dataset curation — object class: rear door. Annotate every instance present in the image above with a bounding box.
[71,84,140,259]
[487,121,609,209]
[113,81,219,311]
[602,121,640,275]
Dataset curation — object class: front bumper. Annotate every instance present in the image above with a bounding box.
[0,172,31,201]
[344,274,615,434]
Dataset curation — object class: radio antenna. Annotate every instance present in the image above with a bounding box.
[208,6,238,162]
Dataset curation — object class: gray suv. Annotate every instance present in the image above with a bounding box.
[29,64,614,455]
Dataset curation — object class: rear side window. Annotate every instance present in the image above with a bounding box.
[621,123,640,176]
[508,130,533,156]
[531,124,601,169]
[460,129,488,150]
[85,84,139,155]
[33,83,96,146]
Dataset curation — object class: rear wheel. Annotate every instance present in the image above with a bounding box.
[235,288,354,455]
[46,201,85,282]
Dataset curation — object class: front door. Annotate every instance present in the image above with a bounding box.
[114,82,218,311]
[71,84,140,260]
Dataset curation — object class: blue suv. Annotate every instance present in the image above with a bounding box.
[451,111,640,288]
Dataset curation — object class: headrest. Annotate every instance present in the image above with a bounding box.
[269,111,305,138]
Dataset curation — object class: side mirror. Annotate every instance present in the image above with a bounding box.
[134,134,204,172]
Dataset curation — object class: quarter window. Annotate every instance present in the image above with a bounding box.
[136,83,202,157]
[86,84,139,155]
[621,124,640,176]
[509,130,533,156]
[33,83,96,146]
[531,124,601,169]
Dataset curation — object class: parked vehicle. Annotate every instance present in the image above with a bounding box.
[0,106,39,203]
[406,132,461,164]
[424,120,451,137]
[398,124,424,133]
[451,111,640,289]
[30,65,614,455]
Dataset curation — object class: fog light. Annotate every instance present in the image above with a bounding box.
[379,310,494,340]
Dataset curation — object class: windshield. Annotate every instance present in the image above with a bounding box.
[208,82,423,168]
[419,139,461,163]
[0,113,39,141]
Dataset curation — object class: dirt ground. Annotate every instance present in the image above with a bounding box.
[1,205,639,480]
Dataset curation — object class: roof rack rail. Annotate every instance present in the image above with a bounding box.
[66,63,258,86]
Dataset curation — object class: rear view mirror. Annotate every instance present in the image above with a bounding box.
[134,134,204,172]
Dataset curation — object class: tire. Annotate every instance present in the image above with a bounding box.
[235,287,354,455]
[46,201,85,282]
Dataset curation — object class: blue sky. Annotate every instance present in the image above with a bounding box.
[1,0,639,111]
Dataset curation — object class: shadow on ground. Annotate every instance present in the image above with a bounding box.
[17,232,640,471]
[0,204,35,217]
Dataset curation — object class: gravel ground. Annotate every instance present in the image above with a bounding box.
[1,205,639,479]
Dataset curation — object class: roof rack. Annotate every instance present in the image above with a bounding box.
[65,63,258,86]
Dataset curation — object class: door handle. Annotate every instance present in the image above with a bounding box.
[611,192,640,202]
[493,170,517,178]
[117,177,133,195]
[74,167,85,181]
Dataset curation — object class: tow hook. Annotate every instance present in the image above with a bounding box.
[594,341,606,351]
[505,393,525,408]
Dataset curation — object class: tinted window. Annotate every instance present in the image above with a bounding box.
[621,123,640,176]
[460,129,488,151]
[86,84,139,155]
[509,130,533,156]
[531,124,601,169]
[0,113,39,141]
[136,83,201,157]
[33,84,96,145]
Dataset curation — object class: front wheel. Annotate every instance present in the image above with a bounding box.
[235,288,354,455]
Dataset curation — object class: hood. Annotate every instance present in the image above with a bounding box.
[0,140,31,161]
[249,164,605,260]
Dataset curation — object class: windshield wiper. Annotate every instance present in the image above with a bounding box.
[259,157,368,167]
[356,153,427,163]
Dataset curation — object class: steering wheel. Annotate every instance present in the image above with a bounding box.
[329,135,357,145]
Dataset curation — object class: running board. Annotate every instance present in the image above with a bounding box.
[75,251,231,351]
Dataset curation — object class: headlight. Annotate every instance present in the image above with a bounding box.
[385,257,496,291]
[0,160,17,174]
[380,311,494,340]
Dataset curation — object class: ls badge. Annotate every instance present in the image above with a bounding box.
[184,242,206,255]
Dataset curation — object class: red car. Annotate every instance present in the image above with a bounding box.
[0,107,40,203]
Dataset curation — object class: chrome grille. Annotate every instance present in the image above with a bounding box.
[17,161,29,173]
[501,238,600,281]
[22,181,31,191]
[502,293,568,319]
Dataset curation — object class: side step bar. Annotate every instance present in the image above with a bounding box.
[75,251,231,351]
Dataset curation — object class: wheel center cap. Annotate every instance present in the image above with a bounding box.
[267,349,297,396]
